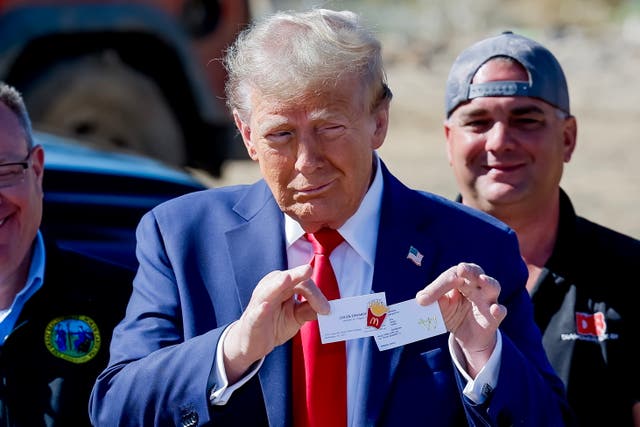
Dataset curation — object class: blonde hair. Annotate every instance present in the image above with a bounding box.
[224,9,391,121]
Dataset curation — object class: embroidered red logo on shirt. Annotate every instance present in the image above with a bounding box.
[575,312,606,337]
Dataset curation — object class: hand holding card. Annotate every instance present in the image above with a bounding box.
[374,299,446,351]
[317,293,388,344]
[317,292,446,350]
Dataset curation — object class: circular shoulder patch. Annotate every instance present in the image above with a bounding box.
[44,315,101,363]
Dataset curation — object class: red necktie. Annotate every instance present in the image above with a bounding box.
[293,228,347,427]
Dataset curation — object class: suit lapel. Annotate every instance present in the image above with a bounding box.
[225,181,288,311]
[354,165,441,424]
[222,170,446,425]
[224,181,291,426]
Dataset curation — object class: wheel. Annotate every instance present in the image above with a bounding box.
[22,53,187,167]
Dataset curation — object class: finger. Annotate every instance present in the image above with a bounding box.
[456,273,501,302]
[455,262,485,280]
[251,264,313,303]
[490,303,508,325]
[479,274,501,300]
[293,300,320,324]
[293,278,330,315]
[458,274,501,307]
[449,261,497,298]
[415,265,464,306]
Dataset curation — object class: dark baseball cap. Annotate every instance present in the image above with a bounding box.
[445,31,570,117]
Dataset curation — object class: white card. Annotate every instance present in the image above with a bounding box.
[318,292,388,344]
[374,299,447,351]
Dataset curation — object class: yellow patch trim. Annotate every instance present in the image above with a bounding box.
[44,315,101,364]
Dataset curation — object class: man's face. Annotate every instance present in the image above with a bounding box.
[444,59,576,216]
[235,76,388,232]
[0,103,44,284]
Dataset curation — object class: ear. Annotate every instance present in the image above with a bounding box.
[370,102,390,150]
[444,120,454,166]
[31,144,45,186]
[562,116,577,163]
[233,110,258,161]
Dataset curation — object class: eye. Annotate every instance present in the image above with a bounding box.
[0,165,23,178]
[265,130,293,144]
[462,119,491,132]
[319,124,345,138]
[512,116,544,129]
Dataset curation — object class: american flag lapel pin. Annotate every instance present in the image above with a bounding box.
[407,246,423,266]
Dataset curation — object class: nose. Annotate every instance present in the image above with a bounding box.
[484,121,513,152]
[294,132,324,173]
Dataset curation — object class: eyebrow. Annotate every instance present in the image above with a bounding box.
[455,108,489,121]
[456,103,546,120]
[256,116,290,133]
[510,105,546,116]
[0,152,29,164]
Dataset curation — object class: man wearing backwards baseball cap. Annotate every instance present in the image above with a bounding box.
[444,31,640,426]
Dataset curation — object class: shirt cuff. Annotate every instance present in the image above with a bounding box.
[209,322,265,405]
[448,331,502,404]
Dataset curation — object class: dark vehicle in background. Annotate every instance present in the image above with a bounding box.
[0,0,250,177]
[39,131,207,269]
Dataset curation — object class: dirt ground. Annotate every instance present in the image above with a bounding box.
[207,17,639,239]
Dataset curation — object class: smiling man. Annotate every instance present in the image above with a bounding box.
[0,82,133,426]
[90,12,570,426]
[444,31,640,426]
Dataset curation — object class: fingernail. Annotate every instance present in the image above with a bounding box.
[320,301,331,315]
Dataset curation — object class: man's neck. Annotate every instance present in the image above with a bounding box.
[0,278,26,310]
[494,198,560,293]
[464,193,561,292]
[507,208,559,268]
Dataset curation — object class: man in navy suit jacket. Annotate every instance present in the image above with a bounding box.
[90,9,571,426]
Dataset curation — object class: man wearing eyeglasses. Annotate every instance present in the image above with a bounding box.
[0,82,133,426]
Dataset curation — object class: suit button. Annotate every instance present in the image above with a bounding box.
[181,410,198,427]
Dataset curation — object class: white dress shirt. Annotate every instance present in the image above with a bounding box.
[211,155,501,424]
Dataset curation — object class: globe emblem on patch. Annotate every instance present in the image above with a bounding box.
[44,315,101,363]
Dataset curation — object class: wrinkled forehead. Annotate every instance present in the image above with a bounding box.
[245,74,370,116]
[451,93,555,119]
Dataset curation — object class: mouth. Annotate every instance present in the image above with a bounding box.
[483,163,524,174]
[294,180,335,198]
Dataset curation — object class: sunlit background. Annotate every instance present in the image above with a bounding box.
[215,0,639,238]
[1,0,635,237]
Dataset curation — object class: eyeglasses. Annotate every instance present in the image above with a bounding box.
[0,147,36,189]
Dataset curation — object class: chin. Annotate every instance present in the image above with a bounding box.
[294,208,346,231]
[480,181,519,198]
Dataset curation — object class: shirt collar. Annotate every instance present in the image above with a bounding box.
[28,231,46,287]
[0,231,45,341]
[285,154,384,266]
[12,230,45,308]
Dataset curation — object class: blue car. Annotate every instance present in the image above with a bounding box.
[39,131,207,269]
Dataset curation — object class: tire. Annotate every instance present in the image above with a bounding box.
[22,53,187,167]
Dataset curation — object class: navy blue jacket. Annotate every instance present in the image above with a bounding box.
[91,164,570,426]
[0,238,133,427]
